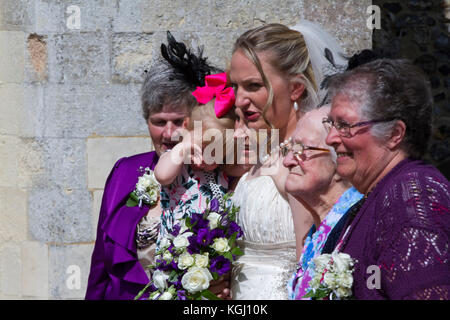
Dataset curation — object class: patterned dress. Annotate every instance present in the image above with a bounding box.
[157,164,229,249]
[287,187,363,300]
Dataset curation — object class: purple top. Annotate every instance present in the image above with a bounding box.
[338,158,450,300]
[85,151,159,300]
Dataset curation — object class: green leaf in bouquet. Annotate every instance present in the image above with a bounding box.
[231,247,244,256]
[211,272,219,281]
[201,289,221,300]
[168,270,179,282]
[126,198,138,207]
[223,252,233,262]
[228,232,237,247]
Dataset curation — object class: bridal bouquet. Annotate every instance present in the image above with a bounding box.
[136,194,243,300]
[303,251,356,300]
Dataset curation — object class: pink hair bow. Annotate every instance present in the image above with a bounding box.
[192,72,235,118]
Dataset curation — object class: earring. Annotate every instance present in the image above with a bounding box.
[293,102,299,111]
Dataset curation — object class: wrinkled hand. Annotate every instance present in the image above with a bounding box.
[209,273,232,300]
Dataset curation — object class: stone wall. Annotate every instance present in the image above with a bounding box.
[0,0,371,299]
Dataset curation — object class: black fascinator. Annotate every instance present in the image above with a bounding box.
[160,31,219,87]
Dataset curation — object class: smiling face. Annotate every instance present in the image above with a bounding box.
[283,108,336,198]
[147,104,190,156]
[325,94,392,193]
[229,49,298,135]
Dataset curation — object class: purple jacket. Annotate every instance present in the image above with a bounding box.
[339,158,450,300]
[85,151,159,300]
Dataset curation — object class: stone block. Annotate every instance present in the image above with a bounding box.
[30,138,86,190]
[49,32,110,84]
[302,0,372,54]
[48,243,94,299]
[0,244,22,296]
[28,186,93,243]
[0,0,33,32]
[0,188,28,243]
[0,31,25,83]
[142,0,212,32]
[21,241,49,299]
[42,84,147,138]
[113,0,144,32]
[112,32,156,83]
[87,136,153,189]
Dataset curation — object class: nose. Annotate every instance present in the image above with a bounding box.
[234,88,250,109]
[162,121,176,140]
[282,151,297,168]
[325,125,341,148]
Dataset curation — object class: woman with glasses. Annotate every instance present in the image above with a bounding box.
[283,106,363,299]
[324,59,449,299]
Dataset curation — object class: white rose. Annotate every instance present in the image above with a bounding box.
[313,254,332,271]
[194,253,209,268]
[159,237,171,250]
[163,250,173,262]
[332,252,353,273]
[173,232,193,249]
[323,272,337,290]
[181,267,213,293]
[158,291,173,300]
[206,212,221,229]
[211,238,230,253]
[178,251,195,270]
[335,286,352,298]
[152,270,169,290]
[337,272,353,288]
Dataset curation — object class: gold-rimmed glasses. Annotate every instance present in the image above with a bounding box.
[280,137,331,159]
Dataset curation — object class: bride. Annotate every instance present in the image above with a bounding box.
[228,21,346,299]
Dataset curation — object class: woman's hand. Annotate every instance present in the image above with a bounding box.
[209,273,232,300]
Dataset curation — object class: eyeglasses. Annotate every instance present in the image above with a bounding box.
[280,137,330,159]
[322,117,396,138]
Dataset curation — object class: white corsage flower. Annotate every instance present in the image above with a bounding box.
[211,238,230,253]
[178,251,195,270]
[152,270,169,290]
[181,267,213,293]
[173,232,193,249]
[194,253,209,268]
[206,212,221,229]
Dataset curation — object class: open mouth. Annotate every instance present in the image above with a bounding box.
[162,142,177,151]
[336,152,353,160]
[244,110,260,121]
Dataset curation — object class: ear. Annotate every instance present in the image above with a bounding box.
[386,120,406,150]
[290,75,306,102]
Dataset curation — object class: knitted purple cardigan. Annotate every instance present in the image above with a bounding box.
[338,158,449,300]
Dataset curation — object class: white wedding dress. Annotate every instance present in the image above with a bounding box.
[231,172,297,300]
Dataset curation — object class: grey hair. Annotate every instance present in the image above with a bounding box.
[141,60,198,120]
[327,59,433,159]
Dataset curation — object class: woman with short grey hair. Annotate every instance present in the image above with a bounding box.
[324,58,449,299]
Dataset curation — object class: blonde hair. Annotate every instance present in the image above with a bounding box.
[233,21,345,128]
[187,100,236,161]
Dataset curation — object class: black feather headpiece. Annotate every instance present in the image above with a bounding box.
[160,31,219,87]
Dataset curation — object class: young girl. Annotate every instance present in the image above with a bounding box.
[154,75,240,247]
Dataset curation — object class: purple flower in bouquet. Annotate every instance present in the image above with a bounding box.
[210,255,231,276]
[196,228,214,246]
[210,198,220,212]
[190,213,209,231]
[177,290,187,300]
[226,221,243,238]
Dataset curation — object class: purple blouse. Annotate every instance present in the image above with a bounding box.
[338,158,450,300]
[85,151,159,300]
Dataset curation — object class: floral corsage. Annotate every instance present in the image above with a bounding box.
[303,251,356,300]
[135,195,243,300]
[126,167,160,208]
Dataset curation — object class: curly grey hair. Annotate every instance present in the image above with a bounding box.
[141,60,199,120]
[326,58,433,159]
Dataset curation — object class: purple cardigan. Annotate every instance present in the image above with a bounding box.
[85,151,159,300]
[339,158,450,299]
